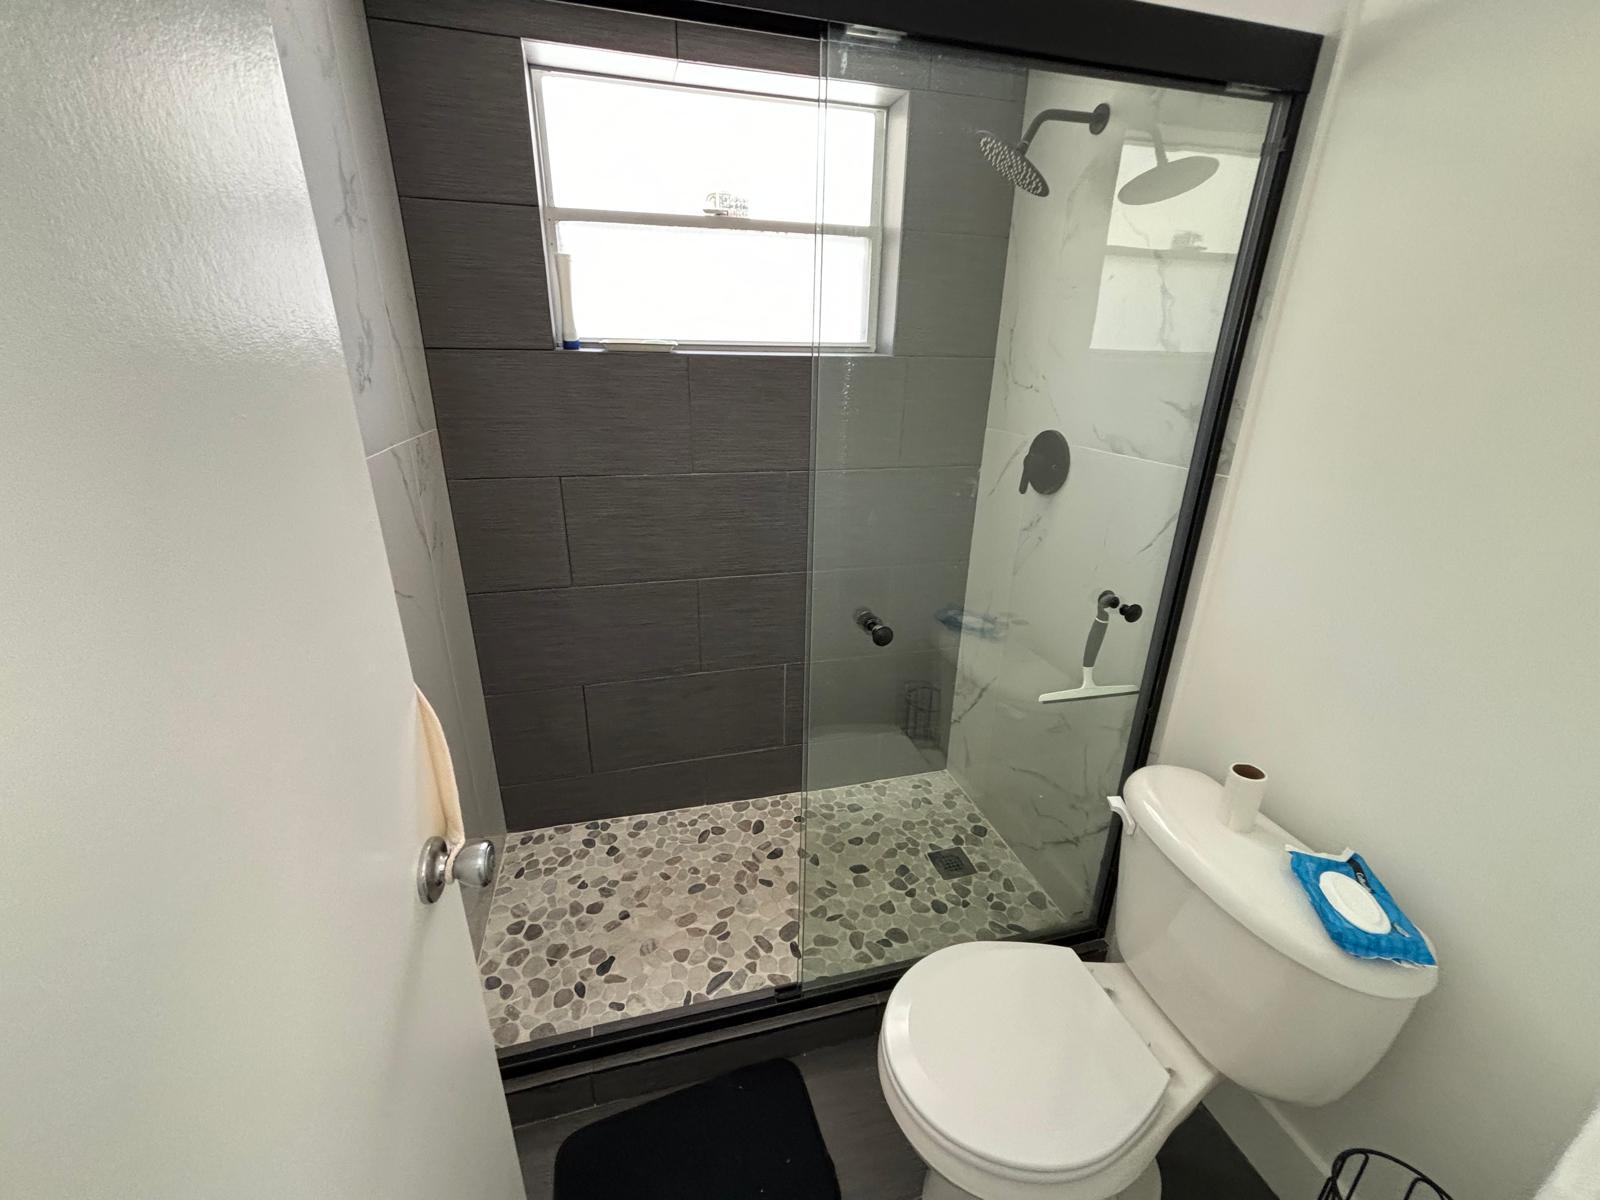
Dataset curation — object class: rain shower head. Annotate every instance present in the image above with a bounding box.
[979,102,1110,198]
[1117,126,1219,205]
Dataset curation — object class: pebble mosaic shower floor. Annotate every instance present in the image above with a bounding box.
[477,770,1068,1049]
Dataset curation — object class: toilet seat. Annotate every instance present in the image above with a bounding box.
[880,942,1170,1183]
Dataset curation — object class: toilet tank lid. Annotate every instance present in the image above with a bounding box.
[1122,766,1438,1001]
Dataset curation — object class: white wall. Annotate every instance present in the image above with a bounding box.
[268,1,505,867]
[1155,0,1600,1194]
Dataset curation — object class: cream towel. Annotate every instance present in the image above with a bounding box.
[1537,1097,1600,1200]
[415,686,465,872]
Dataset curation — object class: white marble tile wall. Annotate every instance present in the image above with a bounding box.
[949,71,1270,924]
[270,0,504,848]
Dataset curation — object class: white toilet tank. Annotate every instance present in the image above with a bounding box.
[1112,766,1437,1106]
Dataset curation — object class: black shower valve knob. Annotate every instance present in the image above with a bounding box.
[855,608,894,647]
[1119,603,1143,622]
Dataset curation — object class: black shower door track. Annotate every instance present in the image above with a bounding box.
[495,0,1317,1080]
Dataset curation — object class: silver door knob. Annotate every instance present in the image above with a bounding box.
[453,839,496,888]
[416,836,498,904]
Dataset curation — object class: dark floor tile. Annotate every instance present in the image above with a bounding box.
[515,1036,1273,1200]
[1159,1103,1278,1199]
[504,1074,596,1129]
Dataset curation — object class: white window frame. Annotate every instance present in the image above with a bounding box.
[527,66,889,354]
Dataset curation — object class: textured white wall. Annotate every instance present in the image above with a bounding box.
[0,0,520,1191]
[1156,0,1600,1195]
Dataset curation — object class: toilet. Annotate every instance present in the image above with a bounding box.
[877,765,1438,1199]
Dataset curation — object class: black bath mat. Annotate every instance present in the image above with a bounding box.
[553,1059,841,1200]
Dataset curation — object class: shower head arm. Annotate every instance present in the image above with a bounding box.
[1017,103,1111,152]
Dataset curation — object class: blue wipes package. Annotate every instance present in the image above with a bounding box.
[1287,849,1436,967]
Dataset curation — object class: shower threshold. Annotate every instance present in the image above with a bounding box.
[476,770,1066,1052]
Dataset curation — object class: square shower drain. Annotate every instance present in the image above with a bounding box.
[927,847,976,880]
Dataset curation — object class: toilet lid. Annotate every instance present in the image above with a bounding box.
[881,942,1168,1178]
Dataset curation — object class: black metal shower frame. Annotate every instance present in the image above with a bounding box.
[498,0,1318,1082]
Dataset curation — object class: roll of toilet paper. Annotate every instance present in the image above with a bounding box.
[1221,762,1267,832]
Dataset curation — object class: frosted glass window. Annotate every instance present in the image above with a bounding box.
[532,69,886,349]
[558,224,870,346]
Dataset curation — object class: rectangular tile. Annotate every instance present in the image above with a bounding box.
[902,90,1023,237]
[899,357,993,466]
[429,350,690,478]
[688,355,811,472]
[562,473,806,585]
[367,20,538,205]
[927,46,1028,101]
[585,667,785,772]
[469,581,699,692]
[366,0,675,53]
[814,355,905,470]
[893,231,1009,358]
[697,573,806,671]
[701,745,802,803]
[501,760,705,829]
[485,687,590,785]
[400,198,551,348]
[810,466,978,570]
[675,22,819,75]
[784,662,806,746]
[450,477,570,592]
[827,36,929,90]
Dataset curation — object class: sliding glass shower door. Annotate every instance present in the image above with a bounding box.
[797,27,1274,984]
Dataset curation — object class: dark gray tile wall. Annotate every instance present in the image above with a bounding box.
[367,20,538,204]
[400,197,551,348]
[429,350,691,477]
[561,472,807,584]
[371,1,1018,821]
[585,667,784,772]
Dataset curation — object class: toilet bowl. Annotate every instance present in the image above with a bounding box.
[877,943,1215,1200]
[877,766,1439,1200]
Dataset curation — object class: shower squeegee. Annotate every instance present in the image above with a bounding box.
[1038,590,1142,704]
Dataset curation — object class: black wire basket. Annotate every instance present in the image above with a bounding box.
[1319,1149,1453,1200]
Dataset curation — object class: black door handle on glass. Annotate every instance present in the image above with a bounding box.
[855,608,894,647]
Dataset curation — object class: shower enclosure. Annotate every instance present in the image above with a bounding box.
[795,28,1275,985]
[444,1,1294,1056]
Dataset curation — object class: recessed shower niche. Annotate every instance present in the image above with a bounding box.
[368,4,1278,1051]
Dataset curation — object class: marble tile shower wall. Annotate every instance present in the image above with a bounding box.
[364,0,1022,823]
[271,0,504,856]
[949,73,1270,923]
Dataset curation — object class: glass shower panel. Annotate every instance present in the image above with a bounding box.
[799,28,1273,984]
